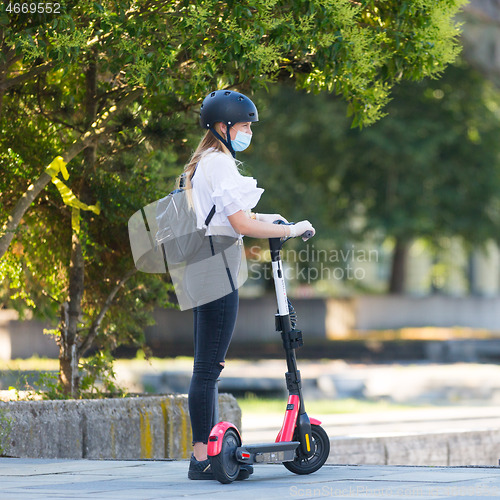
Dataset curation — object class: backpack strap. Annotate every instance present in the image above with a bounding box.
[205,205,216,227]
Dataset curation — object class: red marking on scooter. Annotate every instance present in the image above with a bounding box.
[276,394,300,443]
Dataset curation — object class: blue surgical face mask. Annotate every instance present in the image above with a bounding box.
[231,130,252,152]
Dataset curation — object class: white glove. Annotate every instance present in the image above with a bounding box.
[289,220,315,240]
[256,213,288,224]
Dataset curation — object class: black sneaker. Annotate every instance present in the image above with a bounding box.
[236,464,254,481]
[188,454,214,480]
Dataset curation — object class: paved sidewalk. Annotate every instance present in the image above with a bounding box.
[1,458,500,500]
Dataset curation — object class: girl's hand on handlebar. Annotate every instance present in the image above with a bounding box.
[256,213,288,224]
[290,220,315,241]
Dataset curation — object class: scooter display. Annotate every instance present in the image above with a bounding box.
[207,222,331,484]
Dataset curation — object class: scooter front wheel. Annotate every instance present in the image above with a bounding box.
[283,424,330,475]
[210,428,241,484]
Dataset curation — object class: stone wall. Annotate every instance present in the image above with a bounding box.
[0,394,240,459]
[329,430,500,466]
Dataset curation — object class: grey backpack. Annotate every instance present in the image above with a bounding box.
[128,172,215,273]
[154,178,215,266]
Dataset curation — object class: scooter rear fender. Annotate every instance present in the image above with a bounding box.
[207,421,241,456]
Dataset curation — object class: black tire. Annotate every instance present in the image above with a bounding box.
[283,424,330,475]
[210,428,241,484]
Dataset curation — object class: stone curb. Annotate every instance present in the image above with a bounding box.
[329,429,500,466]
[0,394,240,460]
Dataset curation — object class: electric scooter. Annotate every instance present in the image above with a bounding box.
[207,222,331,484]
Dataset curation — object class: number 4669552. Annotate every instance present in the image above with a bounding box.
[6,3,61,14]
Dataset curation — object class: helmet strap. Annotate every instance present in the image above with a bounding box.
[209,126,236,158]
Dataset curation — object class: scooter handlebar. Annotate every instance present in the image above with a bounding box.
[302,230,314,241]
[273,220,315,242]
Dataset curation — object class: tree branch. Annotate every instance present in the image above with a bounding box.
[0,60,56,91]
[0,49,22,75]
[36,74,84,133]
[0,86,144,259]
[78,268,138,355]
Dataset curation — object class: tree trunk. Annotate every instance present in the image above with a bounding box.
[467,250,479,296]
[58,57,98,396]
[389,238,409,294]
[59,233,85,395]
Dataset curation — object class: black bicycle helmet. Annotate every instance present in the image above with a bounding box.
[200,90,258,156]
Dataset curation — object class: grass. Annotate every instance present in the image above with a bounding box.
[0,356,195,375]
[237,395,421,415]
[0,357,59,371]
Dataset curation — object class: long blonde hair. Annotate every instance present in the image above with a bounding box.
[180,125,230,189]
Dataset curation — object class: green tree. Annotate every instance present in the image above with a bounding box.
[247,61,500,293]
[1,0,467,394]
[342,61,500,292]
[0,0,467,256]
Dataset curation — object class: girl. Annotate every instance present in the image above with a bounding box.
[186,90,315,480]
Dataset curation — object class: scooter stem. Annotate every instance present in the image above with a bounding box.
[268,235,305,407]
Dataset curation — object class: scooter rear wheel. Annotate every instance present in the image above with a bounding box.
[283,424,330,475]
[210,428,241,484]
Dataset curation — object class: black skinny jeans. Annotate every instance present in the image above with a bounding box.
[188,289,239,444]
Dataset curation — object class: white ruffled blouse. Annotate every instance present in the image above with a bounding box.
[192,149,264,238]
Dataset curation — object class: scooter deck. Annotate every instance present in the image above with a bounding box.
[240,441,299,453]
[236,441,300,464]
